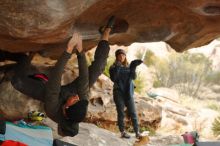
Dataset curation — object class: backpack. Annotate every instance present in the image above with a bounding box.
[182,131,199,144]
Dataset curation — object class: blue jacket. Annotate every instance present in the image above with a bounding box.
[109,61,136,100]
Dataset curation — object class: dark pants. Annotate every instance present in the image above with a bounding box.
[113,90,139,134]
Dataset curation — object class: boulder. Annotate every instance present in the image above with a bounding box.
[42,118,134,146]
[42,118,183,146]
[0,81,42,119]
[1,1,220,55]
[64,123,132,146]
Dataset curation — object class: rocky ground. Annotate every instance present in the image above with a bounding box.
[43,118,183,146]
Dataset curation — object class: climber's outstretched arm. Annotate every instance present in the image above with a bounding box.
[44,32,81,118]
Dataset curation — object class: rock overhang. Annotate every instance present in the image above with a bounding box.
[0,0,220,57]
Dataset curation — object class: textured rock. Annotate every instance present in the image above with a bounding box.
[86,74,162,131]
[0,0,220,55]
[43,118,183,146]
[0,81,43,119]
[148,135,183,146]
[63,123,132,146]
[42,118,134,146]
[65,124,183,146]
[152,89,219,140]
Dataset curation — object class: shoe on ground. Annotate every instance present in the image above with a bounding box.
[136,133,142,139]
[121,131,130,139]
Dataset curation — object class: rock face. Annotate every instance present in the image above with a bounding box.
[0,54,162,130]
[0,81,43,119]
[0,0,220,54]
[43,118,183,146]
[147,87,219,140]
[62,123,132,146]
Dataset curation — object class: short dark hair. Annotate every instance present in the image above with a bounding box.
[65,99,89,122]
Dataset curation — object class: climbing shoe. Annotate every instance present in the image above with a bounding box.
[121,131,130,139]
[106,16,116,29]
[136,132,142,139]
[28,111,45,121]
[99,16,116,34]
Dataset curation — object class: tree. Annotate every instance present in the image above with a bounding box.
[150,52,212,98]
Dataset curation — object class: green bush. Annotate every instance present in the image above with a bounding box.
[136,50,157,66]
[212,116,220,136]
[152,52,212,98]
[139,126,156,136]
